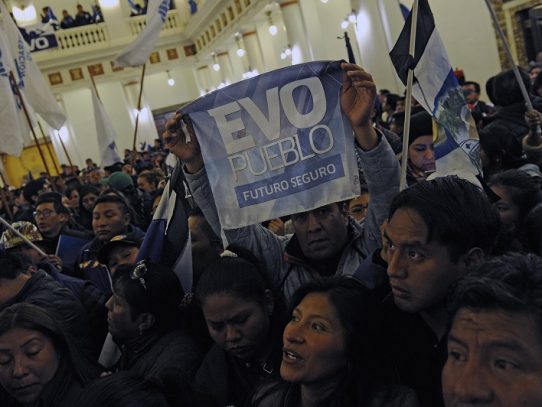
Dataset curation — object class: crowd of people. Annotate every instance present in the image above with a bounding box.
[40,4,103,30]
[1,60,542,406]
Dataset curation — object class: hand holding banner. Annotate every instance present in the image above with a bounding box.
[181,61,360,229]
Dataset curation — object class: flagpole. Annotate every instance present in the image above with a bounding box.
[56,130,75,170]
[38,121,61,175]
[399,0,419,191]
[8,71,54,180]
[0,215,47,256]
[483,0,541,137]
[132,63,147,154]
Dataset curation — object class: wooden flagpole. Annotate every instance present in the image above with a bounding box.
[37,121,61,175]
[56,130,75,170]
[399,0,419,191]
[132,63,147,155]
[8,71,53,179]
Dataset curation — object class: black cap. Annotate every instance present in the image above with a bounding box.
[97,233,142,265]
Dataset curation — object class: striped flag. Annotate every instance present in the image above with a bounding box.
[136,176,193,292]
[90,86,121,167]
[389,0,481,176]
[114,0,170,67]
[0,1,66,130]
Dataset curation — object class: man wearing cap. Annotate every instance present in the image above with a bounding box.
[97,233,142,274]
[403,111,436,186]
[104,171,147,229]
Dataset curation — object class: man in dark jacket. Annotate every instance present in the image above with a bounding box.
[0,251,97,360]
[77,194,145,296]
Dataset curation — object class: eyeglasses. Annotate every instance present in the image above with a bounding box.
[131,260,148,290]
[33,209,56,218]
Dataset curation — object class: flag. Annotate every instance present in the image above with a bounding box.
[90,86,121,167]
[136,178,193,292]
[399,1,410,20]
[188,0,197,15]
[127,0,142,15]
[0,1,66,130]
[0,37,24,156]
[114,0,170,67]
[389,0,481,176]
[92,5,103,23]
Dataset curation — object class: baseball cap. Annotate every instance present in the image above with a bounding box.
[97,233,142,264]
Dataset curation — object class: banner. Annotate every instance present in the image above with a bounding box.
[389,0,481,176]
[90,86,121,166]
[19,22,59,52]
[181,61,360,229]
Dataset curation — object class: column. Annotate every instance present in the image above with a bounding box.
[195,65,213,94]
[242,30,265,74]
[98,0,131,45]
[217,51,234,85]
[279,0,312,64]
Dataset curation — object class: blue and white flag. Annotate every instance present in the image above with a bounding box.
[389,0,481,176]
[127,0,143,15]
[181,61,360,230]
[90,86,121,167]
[114,0,170,67]
[136,180,192,292]
[0,36,25,156]
[0,1,66,130]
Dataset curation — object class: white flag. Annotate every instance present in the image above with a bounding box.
[90,86,121,167]
[0,37,24,156]
[0,1,66,130]
[114,0,170,67]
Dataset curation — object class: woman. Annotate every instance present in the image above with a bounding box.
[402,111,435,185]
[195,255,286,407]
[77,185,100,231]
[252,277,418,407]
[0,303,101,407]
[106,261,203,386]
[489,169,541,250]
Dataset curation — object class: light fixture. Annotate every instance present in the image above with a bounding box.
[320,0,329,3]
[235,33,246,57]
[281,45,292,60]
[341,10,357,30]
[341,19,349,30]
[212,53,221,71]
[267,11,277,36]
[242,68,259,79]
[348,10,357,24]
[217,81,229,89]
[12,5,37,23]
[166,70,175,87]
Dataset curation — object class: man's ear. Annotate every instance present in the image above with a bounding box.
[263,289,275,316]
[137,313,155,334]
[59,212,69,223]
[123,212,131,226]
[458,247,485,273]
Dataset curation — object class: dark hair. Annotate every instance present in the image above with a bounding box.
[489,169,541,223]
[526,204,542,255]
[22,179,45,203]
[448,253,542,339]
[189,207,222,249]
[491,68,531,106]
[78,185,100,210]
[137,171,160,188]
[0,251,27,279]
[479,125,525,176]
[463,81,481,94]
[287,277,384,405]
[93,194,131,215]
[388,176,500,261]
[35,193,69,215]
[112,263,184,331]
[0,303,100,385]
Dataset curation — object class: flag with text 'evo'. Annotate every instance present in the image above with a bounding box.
[90,87,122,167]
[389,0,481,176]
[0,1,66,130]
[115,0,170,67]
[0,37,25,156]
[181,60,360,230]
[136,180,193,292]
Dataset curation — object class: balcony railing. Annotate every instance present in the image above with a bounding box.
[127,11,184,36]
[55,24,109,51]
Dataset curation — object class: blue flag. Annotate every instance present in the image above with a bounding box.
[181,61,360,229]
[389,0,481,177]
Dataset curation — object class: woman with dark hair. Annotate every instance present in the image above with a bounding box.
[489,169,541,248]
[478,125,527,180]
[0,303,101,406]
[77,185,100,231]
[194,254,286,407]
[106,262,203,386]
[252,277,418,407]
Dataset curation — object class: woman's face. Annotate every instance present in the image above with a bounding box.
[491,184,520,232]
[82,193,98,211]
[202,292,272,361]
[69,190,80,209]
[105,286,140,340]
[408,135,435,173]
[0,327,59,404]
[281,293,346,386]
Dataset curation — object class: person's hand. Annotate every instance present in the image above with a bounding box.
[46,255,63,271]
[525,109,542,129]
[340,63,378,150]
[267,218,285,236]
[163,114,203,173]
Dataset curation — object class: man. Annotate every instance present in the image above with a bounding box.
[380,176,501,407]
[462,81,493,124]
[96,233,142,274]
[60,9,74,29]
[77,194,145,295]
[442,253,542,406]
[13,179,46,223]
[74,4,94,26]
[168,63,400,300]
[0,251,96,358]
